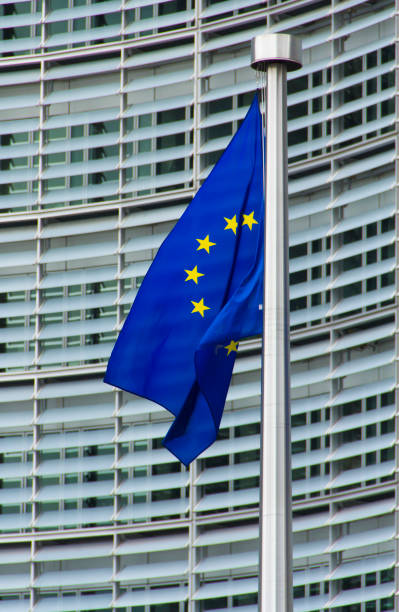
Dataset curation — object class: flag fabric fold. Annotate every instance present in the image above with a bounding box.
[104,96,264,465]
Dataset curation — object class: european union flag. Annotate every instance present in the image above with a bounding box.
[105,96,263,465]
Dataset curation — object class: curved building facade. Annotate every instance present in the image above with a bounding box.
[0,0,397,610]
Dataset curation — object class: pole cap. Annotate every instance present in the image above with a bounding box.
[251,33,302,72]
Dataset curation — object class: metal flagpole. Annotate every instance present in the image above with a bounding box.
[251,33,302,612]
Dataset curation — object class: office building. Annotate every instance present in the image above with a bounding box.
[0,0,396,610]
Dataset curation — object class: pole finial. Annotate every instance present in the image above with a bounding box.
[251,32,302,72]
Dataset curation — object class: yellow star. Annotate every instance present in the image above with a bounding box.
[184,265,204,284]
[191,298,210,318]
[224,215,238,235]
[242,211,258,231]
[225,340,239,356]
[196,235,216,253]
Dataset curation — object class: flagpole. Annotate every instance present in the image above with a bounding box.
[251,34,302,612]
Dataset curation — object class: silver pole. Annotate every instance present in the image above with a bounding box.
[251,33,302,612]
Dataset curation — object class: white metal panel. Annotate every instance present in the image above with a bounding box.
[37,402,114,425]
[331,286,395,316]
[333,114,395,146]
[291,366,330,388]
[118,447,180,469]
[117,498,189,521]
[38,427,113,450]
[116,534,188,555]
[293,565,328,587]
[36,481,113,502]
[291,394,330,415]
[115,585,187,607]
[328,552,394,580]
[37,378,108,399]
[45,82,118,105]
[292,421,328,442]
[38,342,115,365]
[329,5,393,39]
[1,274,36,292]
[293,476,330,497]
[0,547,30,565]
[117,421,170,442]
[35,567,112,588]
[41,265,116,290]
[35,593,112,612]
[292,449,329,470]
[291,339,330,363]
[194,550,257,573]
[0,513,31,531]
[0,488,31,504]
[122,170,192,193]
[34,541,112,562]
[0,574,30,591]
[195,488,258,512]
[327,583,394,608]
[117,559,188,581]
[329,204,394,235]
[329,259,395,289]
[125,10,195,34]
[0,326,35,343]
[36,454,114,476]
[45,57,120,80]
[194,577,258,599]
[39,318,114,340]
[0,603,28,612]
[124,68,193,93]
[201,434,260,460]
[123,118,192,144]
[289,250,328,274]
[0,351,34,369]
[294,539,329,560]
[200,24,265,53]
[220,407,259,429]
[120,231,166,255]
[195,525,258,547]
[330,350,394,379]
[329,230,394,263]
[35,506,114,528]
[0,249,36,268]
[124,43,194,68]
[329,461,395,488]
[332,34,394,67]
[328,404,395,434]
[47,25,121,47]
[0,434,32,453]
[330,175,394,209]
[42,155,119,179]
[329,432,394,462]
[45,107,119,130]
[329,498,395,526]
[202,0,264,19]
[290,223,330,246]
[122,203,185,229]
[41,180,119,206]
[123,93,193,118]
[118,472,188,494]
[332,149,395,180]
[294,596,329,612]
[290,277,330,299]
[331,322,395,352]
[46,0,120,22]
[196,461,258,486]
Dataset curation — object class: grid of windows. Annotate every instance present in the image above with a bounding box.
[0,0,397,610]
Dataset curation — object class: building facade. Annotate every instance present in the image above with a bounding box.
[0,0,397,610]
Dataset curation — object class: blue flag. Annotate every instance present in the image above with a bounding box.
[105,96,263,465]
